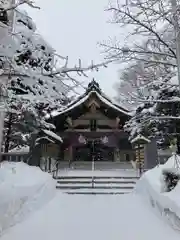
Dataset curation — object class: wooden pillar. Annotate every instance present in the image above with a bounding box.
[119,151,125,162]
[68,145,73,167]
[69,145,73,161]
[64,148,68,161]
[113,148,116,161]
[114,148,120,161]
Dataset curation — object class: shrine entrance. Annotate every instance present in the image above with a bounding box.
[73,139,114,161]
[49,80,133,164]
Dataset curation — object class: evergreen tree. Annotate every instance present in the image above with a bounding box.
[125,81,180,151]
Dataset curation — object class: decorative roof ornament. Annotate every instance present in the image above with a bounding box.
[101,136,108,144]
[90,103,96,113]
[78,134,86,144]
[87,78,101,93]
[66,116,73,127]
[115,117,120,128]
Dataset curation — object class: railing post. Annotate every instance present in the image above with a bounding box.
[92,155,95,188]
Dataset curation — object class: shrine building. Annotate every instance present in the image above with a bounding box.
[49,79,135,162]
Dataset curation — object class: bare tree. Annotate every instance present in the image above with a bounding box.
[101,0,177,65]
[100,0,179,104]
[100,0,180,152]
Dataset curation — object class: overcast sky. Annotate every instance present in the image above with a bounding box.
[25,0,124,98]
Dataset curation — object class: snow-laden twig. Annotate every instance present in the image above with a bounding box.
[43,59,112,76]
[2,0,40,11]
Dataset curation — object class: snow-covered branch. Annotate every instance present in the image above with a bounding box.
[106,0,180,149]
[101,44,175,58]
[153,116,180,120]
[1,0,40,11]
[101,0,178,83]
[100,43,177,67]
[43,58,112,76]
[105,4,176,57]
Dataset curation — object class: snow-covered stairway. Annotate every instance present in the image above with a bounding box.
[55,176,139,194]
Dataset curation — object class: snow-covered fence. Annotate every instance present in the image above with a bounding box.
[1,152,29,162]
[1,146,30,162]
[0,151,59,177]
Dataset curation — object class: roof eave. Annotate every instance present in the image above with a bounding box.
[50,90,132,118]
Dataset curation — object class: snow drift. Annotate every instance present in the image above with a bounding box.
[0,161,56,236]
[135,155,180,230]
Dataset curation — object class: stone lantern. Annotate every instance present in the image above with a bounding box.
[131,134,150,176]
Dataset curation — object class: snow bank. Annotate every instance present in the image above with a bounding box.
[0,162,56,236]
[135,155,180,230]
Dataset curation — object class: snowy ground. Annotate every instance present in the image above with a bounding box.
[1,161,180,240]
[1,192,180,240]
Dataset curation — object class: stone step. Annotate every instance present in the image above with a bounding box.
[61,186,132,193]
[55,176,139,180]
[57,180,136,184]
[65,191,129,195]
[56,174,137,195]
[56,185,134,190]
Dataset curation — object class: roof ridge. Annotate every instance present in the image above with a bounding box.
[49,80,132,118]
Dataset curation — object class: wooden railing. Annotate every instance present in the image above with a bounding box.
[1,152,59,178]
[1,152,29,162]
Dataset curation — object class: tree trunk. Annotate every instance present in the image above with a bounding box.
[0,110,5,162]
[4,112,13,153]
[28,132,41,167]
[0,1,16,161]
[177,135,180,154]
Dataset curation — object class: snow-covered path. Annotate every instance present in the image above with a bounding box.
[1,192,180,240]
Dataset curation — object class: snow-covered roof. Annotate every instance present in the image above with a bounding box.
[131,134,150,144]
[50,79,132,117]
[9,145,30,153]
[42,130,63,143]
[36,136,55,144]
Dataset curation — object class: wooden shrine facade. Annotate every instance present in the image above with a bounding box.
[49,80,134,162]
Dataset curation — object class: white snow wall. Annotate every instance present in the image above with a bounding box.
[135,169,180,230]
[0,164,56,236]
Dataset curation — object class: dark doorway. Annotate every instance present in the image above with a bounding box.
[74,146,91,161]
[73,139,114,161]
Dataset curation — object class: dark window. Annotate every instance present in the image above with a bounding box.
[0,8,8,25]
[90,119,97,131]
[126,154,130,161]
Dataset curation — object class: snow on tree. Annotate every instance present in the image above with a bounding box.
[0,0,39,12]
[10,9,69,105]
[114,56,175,107]
[0,8,67,152]
[0,1,112,153]
[100,0,179,103]
[124,78,180,150]
[101,0,177,66]
[100,0,180,152]
[1,4,111,111]
[2,95,31,152]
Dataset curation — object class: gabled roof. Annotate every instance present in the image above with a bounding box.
[36,129,63,144]
[130,134,150,144]
[51,79,132,117]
